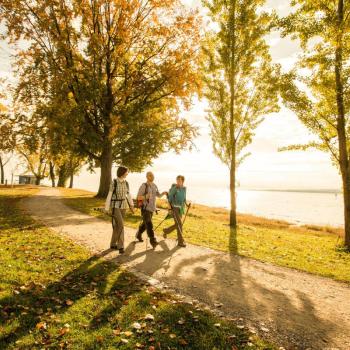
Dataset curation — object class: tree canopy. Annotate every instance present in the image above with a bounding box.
[0,0,202,196]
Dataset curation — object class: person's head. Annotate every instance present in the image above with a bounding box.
[117,166,129,179]
[146,171,155,183]
[176,175,185,187]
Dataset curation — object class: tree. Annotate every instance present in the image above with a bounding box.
[14,112,50,185]
[202,0,280,227]
[279,0,350,249]
[0,111,14,184]
[1,0,201,197]
[0,84,14,185]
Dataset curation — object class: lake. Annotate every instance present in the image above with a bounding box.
[72,171,344,228]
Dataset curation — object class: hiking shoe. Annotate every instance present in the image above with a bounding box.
[177,242,186,248]
[150,240,159,249]
[135,231,143,242]
[119,248,125,254]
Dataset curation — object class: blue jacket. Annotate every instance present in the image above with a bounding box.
[168,184,186,213]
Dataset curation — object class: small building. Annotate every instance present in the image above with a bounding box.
[18,174,37,185]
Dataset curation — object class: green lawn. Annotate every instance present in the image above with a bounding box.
[60,188,350,283]
[0,187,273,350]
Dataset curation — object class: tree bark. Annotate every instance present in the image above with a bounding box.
[228,0,237,228]
[57,164,69,187]
[335,0,350,249]
[96,141,113,198]
[230,156,237,227]
[49,162,56,187]
[0,156,4,185]
[35,177,41,185]
[69,172,74,188]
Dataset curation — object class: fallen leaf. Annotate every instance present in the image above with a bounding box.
[36,322,47,330]
[133,322,142,330]
[123,331,133,337]
[214,323,221,327]
[179,339,188,345]
[65,300,74,306]
[177,318,185,325]
[96,336,104,343]
[121,338,129,344]
[112,329,121,336]
[59,327,70,336]
[144,314,155,321]
[169,333,177,339]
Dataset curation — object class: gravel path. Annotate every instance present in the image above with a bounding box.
[22,187,350,350]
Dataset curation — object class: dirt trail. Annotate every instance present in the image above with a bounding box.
[22,187,350,350]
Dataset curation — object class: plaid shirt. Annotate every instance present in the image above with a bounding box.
[105,178,132,211]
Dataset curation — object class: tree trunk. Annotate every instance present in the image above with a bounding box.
[335,0,350,249]
[96,141,113,198]
[229,158,237,227]
[57,164,69,187]
[0,156,4,185]
[35,177,41,185]
[69,172,74,188]
[49,162,56,187]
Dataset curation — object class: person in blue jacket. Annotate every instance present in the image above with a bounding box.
[163,175,187,247]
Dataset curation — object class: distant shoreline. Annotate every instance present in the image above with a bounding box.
[238,188,342,194]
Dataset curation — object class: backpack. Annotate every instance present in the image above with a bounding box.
[135,182,149,209]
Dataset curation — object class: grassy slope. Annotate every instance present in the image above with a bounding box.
[60,188,350,283]
[0,187,273,350]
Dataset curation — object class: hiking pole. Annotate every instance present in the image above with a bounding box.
[153,210,171,232]
[182,202,191,226]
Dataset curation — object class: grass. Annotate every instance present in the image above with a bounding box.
[0,187,274,350]
[60,187,350,283]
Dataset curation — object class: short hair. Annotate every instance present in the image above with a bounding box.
[117,166,128,178]
[177,175,185,182]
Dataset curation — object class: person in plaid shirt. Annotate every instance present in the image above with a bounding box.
[105,166,134,254]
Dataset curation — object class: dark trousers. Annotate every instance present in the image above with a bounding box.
[137,209,156,243]
[163,207,184,244]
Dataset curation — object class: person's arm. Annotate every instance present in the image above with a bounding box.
[156,185,167,198]
[104,182,114,212]
[126,190,134,213]
[168,184,176,204]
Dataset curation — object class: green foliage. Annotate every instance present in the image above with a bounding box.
[202,0,280,170]
[278,0,350,247]
[0,0,201,175]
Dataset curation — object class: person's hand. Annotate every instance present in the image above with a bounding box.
[161,191,168,197]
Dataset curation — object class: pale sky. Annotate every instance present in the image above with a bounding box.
[0,0,342,193]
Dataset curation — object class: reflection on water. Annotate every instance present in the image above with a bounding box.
[72,171,344,227]
[193,188,344,227]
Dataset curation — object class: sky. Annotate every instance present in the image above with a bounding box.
[0,0,342,194]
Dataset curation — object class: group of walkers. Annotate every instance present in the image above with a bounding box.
[105,166,188,254]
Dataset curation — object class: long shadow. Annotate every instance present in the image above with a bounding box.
[166,226,337,349]
[0,250,139,349]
